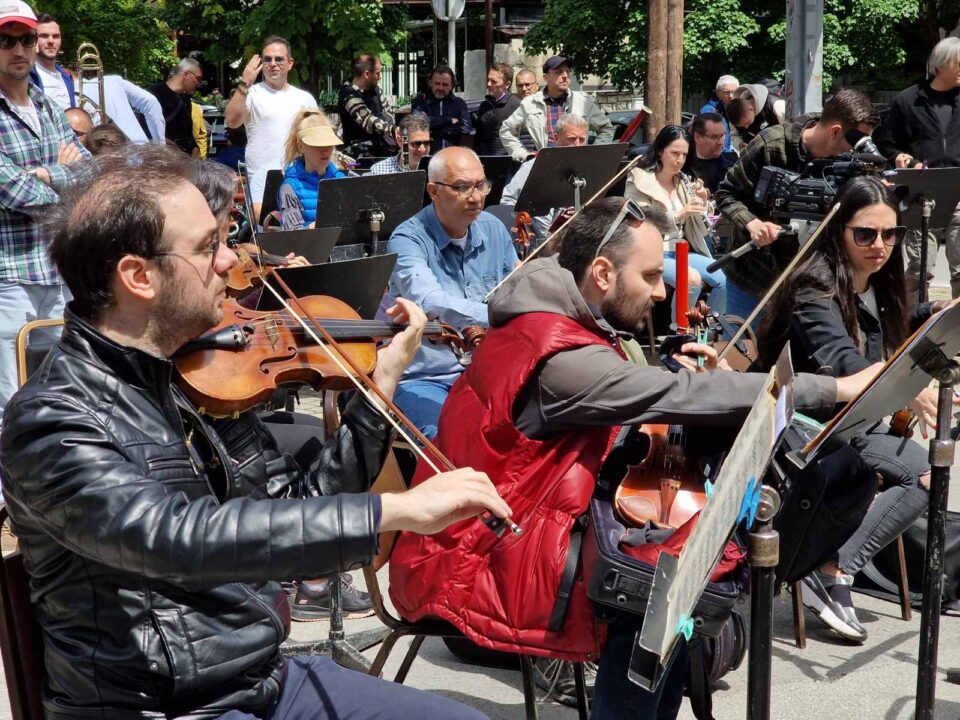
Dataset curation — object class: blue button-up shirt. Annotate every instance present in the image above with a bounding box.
[380,204,518,384]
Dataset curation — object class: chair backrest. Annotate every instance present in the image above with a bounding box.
[16,318,65,388]
[0,507,44,720]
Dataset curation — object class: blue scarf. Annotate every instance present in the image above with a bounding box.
[281,157,344,226]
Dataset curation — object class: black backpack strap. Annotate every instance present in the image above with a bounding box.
[548,514,587,632]
[686,637,715,720]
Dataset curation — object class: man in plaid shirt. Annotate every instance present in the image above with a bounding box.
[369,113,431,175]
[0,0,87,422]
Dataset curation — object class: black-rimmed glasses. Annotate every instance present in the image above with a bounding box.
[846,225,906,247]
[152,238,223,268]
[595,200,646,259]
[435,180,493,198]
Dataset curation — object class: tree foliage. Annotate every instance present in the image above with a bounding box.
[39,0,175,84]
[525,0,936,95]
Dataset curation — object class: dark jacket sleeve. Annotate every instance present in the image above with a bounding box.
[875,92,912,163]
[715,135,769,243]
[0,393,381,585]
[788,296,874,376]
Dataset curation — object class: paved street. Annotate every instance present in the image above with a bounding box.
[1,248,959,719]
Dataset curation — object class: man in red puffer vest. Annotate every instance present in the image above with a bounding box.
[390,198,867,719]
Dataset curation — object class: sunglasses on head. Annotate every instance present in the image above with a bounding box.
[846,225,906,247]
[0,32,38,50]
[595,199,646,259]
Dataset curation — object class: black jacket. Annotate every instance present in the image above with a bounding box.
[411,91,472,155]
[0,308,391,720]
[148,82,198,156]
[473,93,521,155]
[876,80,960,168]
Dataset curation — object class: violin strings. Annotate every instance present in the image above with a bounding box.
[257,279,445,475]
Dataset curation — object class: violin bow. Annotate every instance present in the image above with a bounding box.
[258,271,523,537]
[483,153,644,302]
[717,203,840,362]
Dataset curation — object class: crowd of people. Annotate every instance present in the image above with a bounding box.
[1,0,959,716]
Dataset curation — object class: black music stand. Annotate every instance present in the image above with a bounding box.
[514,143,628,216]
[314,172,426,258]
[417,154,513,208]
[257,227,342,265]
[258,169,285,225]
[257,254,397,319]
[888,168,960,303]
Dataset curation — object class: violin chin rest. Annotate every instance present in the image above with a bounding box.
[616,495,659,528]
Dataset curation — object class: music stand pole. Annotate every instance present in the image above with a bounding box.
[747,486,781,720]
[915,360,960,719]
[918,197,935,304]
[571,175,586,211]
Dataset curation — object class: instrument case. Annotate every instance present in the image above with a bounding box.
[581,494,742,638]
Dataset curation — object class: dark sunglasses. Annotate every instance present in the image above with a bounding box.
[846,225,906,247]
[408,140,430,149]
[0,32,38,50]
[262,55,287,64]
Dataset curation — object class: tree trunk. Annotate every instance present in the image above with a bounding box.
[646,0,668,142]
[666,0,684,126]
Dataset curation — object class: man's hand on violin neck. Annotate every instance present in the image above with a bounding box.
[672,342,726,372]
[371,298,427,400]
[379,467,513,535]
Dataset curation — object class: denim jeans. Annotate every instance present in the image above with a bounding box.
[837,421,930,575]
[591,622,688,720]
[215,656,488,720]
[724,280,763,329]
[0,282,68,424]
[663,252,728,316]
[393,378,455,440]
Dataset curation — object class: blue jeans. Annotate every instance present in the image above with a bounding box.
[0,282,68,424]
[663,252,727,316]
[393,378,455,440]
[591,623,688,720]
[724,280,762,329]
[215,656,487,720]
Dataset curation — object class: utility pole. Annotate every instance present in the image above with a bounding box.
[485,0,494,69]
[784,0,823,116]
[645,0,667,141]
[665,0,684,126]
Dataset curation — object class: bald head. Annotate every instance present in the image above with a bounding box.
[426,147,487,238]
[65,108,93,147]
[428,146,482,183]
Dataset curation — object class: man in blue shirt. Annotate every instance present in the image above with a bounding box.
[380,147,518,437]
[700,74,738,152]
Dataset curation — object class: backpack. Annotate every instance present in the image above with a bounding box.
[757,78,784,99]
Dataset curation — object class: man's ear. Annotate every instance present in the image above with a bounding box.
[589,256,613,293]
[115,255,160,302]
[426,182,440,203]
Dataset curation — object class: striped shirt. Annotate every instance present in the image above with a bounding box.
[0,82,87,284]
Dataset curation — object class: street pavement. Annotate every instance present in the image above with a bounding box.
[1,250,959,719]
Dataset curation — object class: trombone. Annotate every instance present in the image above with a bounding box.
[75,42,107,122]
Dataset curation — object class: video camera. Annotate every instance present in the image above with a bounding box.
[753,131,888,221]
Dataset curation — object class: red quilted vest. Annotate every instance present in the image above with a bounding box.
[389,312,622,661]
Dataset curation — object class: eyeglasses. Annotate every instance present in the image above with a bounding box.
[262,56,287,65]
[0,32,38,50]
[152,238,223,268]
[846,225,907,247]
[408,140,430,149]
[435,180,493,198]
[595,199,646,259]
[73,129,87,139]
[698,132,726,142]
[184,70,204,82]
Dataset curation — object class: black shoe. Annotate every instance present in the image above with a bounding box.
[799,572,867,643]
[290,574,374,622]
[532,658,596,707]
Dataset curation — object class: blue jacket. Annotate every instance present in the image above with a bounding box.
[280,157,344,227]
[700,95,732,152]
[29,63,76,107]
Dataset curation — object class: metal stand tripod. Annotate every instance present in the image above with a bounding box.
[747,485,782,720]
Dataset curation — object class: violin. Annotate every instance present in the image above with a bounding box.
[225,244,294,295]
[514,211,534,260]
[614,302,717,528]
[173,295,482,417]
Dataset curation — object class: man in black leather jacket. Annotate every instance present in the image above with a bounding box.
[0,146,510,720]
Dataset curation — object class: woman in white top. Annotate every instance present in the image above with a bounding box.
[626,124,727,314]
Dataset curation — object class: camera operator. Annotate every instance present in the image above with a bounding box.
[876,37,960,298]
[715,88,880,319]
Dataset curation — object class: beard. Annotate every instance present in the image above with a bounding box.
[600,276,653,336]
[151,265,225,352]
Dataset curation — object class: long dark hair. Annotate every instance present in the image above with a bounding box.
[639,124,688,173]
[758,176,908,369]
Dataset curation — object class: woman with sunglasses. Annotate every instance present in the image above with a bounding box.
[277,110,350,230]
[626,124,727,314]
[758,176,940,643]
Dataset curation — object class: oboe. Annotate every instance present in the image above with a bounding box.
[680,171,713,228]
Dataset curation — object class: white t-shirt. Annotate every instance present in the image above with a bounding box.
[244,82,318,204]
[16,101,41,136]
[36,63,71,111]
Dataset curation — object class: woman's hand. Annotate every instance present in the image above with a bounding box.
[284,253,310,268]
[676,199,707,223]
